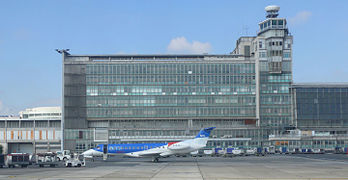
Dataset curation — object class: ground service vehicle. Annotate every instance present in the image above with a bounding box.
[190,150,199,157]
[65,154,85,167]
[232,149,244,156]
[203,150,213,156]
[6,153,30,168]
[36,152,58,167]
[57,150,71,161]
[245,148,256,156]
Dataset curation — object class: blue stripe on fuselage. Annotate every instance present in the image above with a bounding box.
[93,143,167,154]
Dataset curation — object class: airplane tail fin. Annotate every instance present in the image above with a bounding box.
[195,127,216,138]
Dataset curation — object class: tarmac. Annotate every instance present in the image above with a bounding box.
[1,154,348,180]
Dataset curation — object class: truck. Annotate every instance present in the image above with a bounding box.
[56,150,71,161]
[65,153,85,167]
[6,153,30,168]
[36,152,59,167]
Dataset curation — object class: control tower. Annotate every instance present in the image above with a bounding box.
[256,5,293,127]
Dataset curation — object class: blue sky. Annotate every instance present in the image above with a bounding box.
[0,0,347,114]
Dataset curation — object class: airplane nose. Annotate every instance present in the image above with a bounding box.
[82,149,93,156]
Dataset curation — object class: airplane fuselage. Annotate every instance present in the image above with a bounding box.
[82,127,215,161]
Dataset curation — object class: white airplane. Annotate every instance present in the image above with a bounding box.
[82,127,215,162]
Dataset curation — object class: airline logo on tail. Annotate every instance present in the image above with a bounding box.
[195,127,216,138]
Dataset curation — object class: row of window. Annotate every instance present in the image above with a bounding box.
[258,51,291,59]
[261,84,290,94]
[108,128,264,138]
[86,96,256,107]
[268,50,283,57]
[296,88,348,93]
[86,107,256,118]
[259,61,291,72]
[3,121,61,128]
[260,74,292,83]
[86,63,255,75]
[259,19,286,31]
[260,95,292,105]
[86,74,256,85]
[94,119,247,129]
[260,116,292,127]
[86,85,256,96]
[268,41,282,47]
[260,106,292,116]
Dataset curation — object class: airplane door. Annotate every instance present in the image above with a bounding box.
[103,144,108,161]
[103,144,108,154]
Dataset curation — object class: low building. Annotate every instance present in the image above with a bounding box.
[0,107,61,154]
[268,84,348,152]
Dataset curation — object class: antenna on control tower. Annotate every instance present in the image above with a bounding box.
[265,5,280,18]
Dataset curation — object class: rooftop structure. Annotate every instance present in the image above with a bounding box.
[19,107,61,120]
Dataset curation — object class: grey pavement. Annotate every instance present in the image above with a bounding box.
[1,154,348,180]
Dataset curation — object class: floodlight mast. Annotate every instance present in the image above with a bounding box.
[56,49,70,152]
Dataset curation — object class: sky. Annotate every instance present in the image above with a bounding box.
[0,0,348,114]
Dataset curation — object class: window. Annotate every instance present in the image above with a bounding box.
[259,41,262,48]
[283,52,291,58]
[272,20,277,25]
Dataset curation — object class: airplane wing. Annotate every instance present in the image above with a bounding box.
[136,151,162,157]
[126,147,166,157]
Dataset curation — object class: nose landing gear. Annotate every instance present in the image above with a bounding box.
[152,157,159,163]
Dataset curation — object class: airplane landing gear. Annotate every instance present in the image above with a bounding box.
[152,157,159,163]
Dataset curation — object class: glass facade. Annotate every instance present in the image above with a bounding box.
[294,85,348,128]
[85,63,256,119]
[259,70,292,127]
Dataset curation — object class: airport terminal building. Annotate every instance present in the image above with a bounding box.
[61,6,348,152]
[0,107,61,154]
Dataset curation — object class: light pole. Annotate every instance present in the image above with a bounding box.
[56,49,70,152]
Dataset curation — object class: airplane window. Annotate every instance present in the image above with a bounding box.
[137,147,139,149]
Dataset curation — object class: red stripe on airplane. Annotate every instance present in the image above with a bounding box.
[168,142,179,146]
